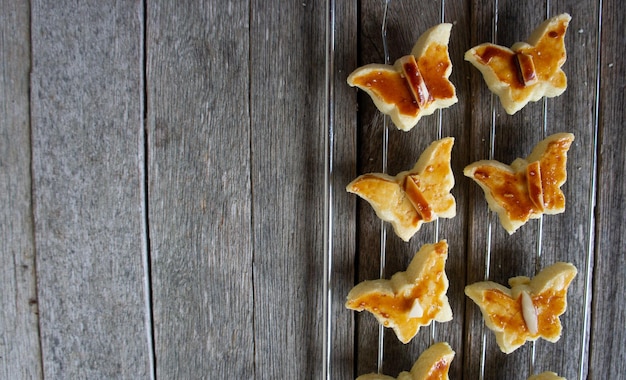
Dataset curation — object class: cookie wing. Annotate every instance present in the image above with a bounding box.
[407,136,456,219]
[348,64,419,131]
[464,159,537,234]
[409,23,457,117]
[465,280,526,353]
[525,262,578,342]
[347,173,420,242]
[518,13,570,96]
[526,132,575,214]
[464,43,519,113]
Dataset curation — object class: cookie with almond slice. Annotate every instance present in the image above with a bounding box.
[347,23,458,131]
[465,262,577,354]
[347,137,456,242]
[346,241,452,344]
[465,13,571,114]
[464,133,574,234]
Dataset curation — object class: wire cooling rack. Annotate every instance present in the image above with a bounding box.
[323,0,599,378]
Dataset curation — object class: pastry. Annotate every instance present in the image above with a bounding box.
[347,137,456,242]
[527,372,566,380]
[465,262,577,354]
[464,132,574,234]
[465,13,571,114]
[356,342,455,380]
[346,241,452,344]
[347,23,458,131]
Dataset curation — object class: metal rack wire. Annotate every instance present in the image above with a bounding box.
[322,1,335,379]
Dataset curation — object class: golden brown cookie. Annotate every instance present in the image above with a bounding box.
[465,13,571,114]
[356,342,455,380]
[348,23,458,131]
[465,262,577,354]
[527,372,566,380]
[346,241,452,344]
[347,137,455,242]
[464,133,574,234]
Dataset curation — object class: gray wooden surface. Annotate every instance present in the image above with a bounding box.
[1,1,41,379]
[1,0,624,379]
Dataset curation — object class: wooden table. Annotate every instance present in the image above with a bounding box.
[2,0,624,378]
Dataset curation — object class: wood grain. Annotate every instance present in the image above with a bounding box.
[248,0,330,377]
[590,0,626,377]
[0,1,42,378]
[146,1,254,378]
[30,1,151,378]
[330,0,359,378]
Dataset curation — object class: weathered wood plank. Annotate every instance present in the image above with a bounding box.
[590,0,626,377]
[146,1,254,378]
[30,1,151,378]
[0,1,42,378]
[463,1,500,377]
[330,0,359,378]
[248,0,331,377]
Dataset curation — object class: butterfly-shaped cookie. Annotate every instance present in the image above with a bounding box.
[347,137,455,242]
[346,241,452,344]
[356,342,455,380]
[347,23,458,131]
[465,13,571,114]
[528,372,566,380]
[465,262,577,354]
[464,132,574,234]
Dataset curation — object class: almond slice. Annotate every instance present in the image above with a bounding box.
[515,51,538,86]
[521,291,538,334]
[408,299,424,319]
[399,55,431,108]
[404,175,434,221]
[526,161,545,212]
